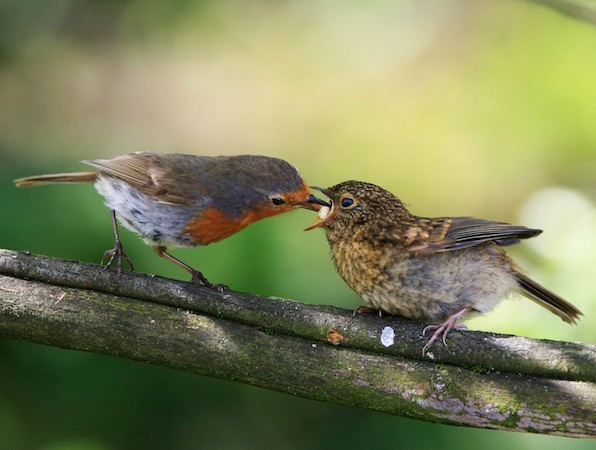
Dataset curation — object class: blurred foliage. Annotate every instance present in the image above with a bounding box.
[0,0,595,449]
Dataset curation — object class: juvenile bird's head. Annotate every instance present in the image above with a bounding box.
[306,180,411,236]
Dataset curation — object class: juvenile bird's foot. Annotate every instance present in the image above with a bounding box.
[353,306,383,317]
[101,240,134,278]
[422,307,471,355]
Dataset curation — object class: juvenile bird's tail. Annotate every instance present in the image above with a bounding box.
[14,172,98,187]
[516,273,582,324]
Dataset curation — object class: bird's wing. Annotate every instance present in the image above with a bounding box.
[405,216,542,255]
[83,152,204,205]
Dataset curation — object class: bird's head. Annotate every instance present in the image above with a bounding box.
[305,180,409,234]
[185,156,329,245]
[209,155,330,225]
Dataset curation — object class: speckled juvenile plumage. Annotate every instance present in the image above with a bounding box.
[311,180,582,350]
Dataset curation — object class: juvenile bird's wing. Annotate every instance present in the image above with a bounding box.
[406,216,542,255]
[83,152,210,205]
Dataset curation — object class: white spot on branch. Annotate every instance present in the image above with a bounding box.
[380,326,395,347]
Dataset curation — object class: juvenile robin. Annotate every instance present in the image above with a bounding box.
[15,152,329,290]
[307,180,582,352]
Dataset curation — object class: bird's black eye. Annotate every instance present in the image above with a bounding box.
[271,197,285,205]
[340,197,355,208]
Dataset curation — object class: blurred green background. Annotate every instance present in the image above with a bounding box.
[1,1,595,449]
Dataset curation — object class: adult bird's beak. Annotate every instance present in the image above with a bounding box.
[303,186,332,229]
[301,193,331,211]
[305,196,333,230]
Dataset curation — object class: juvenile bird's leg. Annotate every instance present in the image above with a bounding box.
[422,307,471,354]
[101,209,134,277]
[154,246,228,293]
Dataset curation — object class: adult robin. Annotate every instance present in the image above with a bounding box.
[15,152,329,290]
[307,180,582,352]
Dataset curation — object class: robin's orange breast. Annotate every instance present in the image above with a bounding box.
[185,206,282,245]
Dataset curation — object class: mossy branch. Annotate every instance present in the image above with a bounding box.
[0,249,594,438]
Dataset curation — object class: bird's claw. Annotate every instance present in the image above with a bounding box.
[421,323,450,355]
[421,307,471,356]
[189,270,228,293]
[101,240,134,278]
[353,306,383,317]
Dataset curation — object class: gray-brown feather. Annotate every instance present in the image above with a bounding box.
[84,152,306,219]
[14,172,98,187]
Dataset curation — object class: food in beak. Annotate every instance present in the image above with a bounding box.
[318,205,331,220]
[305,205,332,230]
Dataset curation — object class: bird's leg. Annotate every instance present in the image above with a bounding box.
[422,307,471,354]
[101,209,134,277]
[154,246,228,293]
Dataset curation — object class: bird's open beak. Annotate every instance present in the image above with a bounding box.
[304,186,332,230]
[301,193,331,211]
[305,201,333,231]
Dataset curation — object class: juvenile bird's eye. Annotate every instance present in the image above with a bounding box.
[271,197,285,205]
[340,197,355,208]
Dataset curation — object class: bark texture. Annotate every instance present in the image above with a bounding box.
[0,250,594,438]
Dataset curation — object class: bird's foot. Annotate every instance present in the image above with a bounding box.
[101,240,134,278]
[421,307,471,355]
[353,306,383,317]
[152,246,228,293]
[189,270,228,294]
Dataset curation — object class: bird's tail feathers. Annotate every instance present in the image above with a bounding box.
[517,273,582,324]
[14,172,98,187]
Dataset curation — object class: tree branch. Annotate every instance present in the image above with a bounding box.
[0,249,594,438]
[519,0,596,26]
